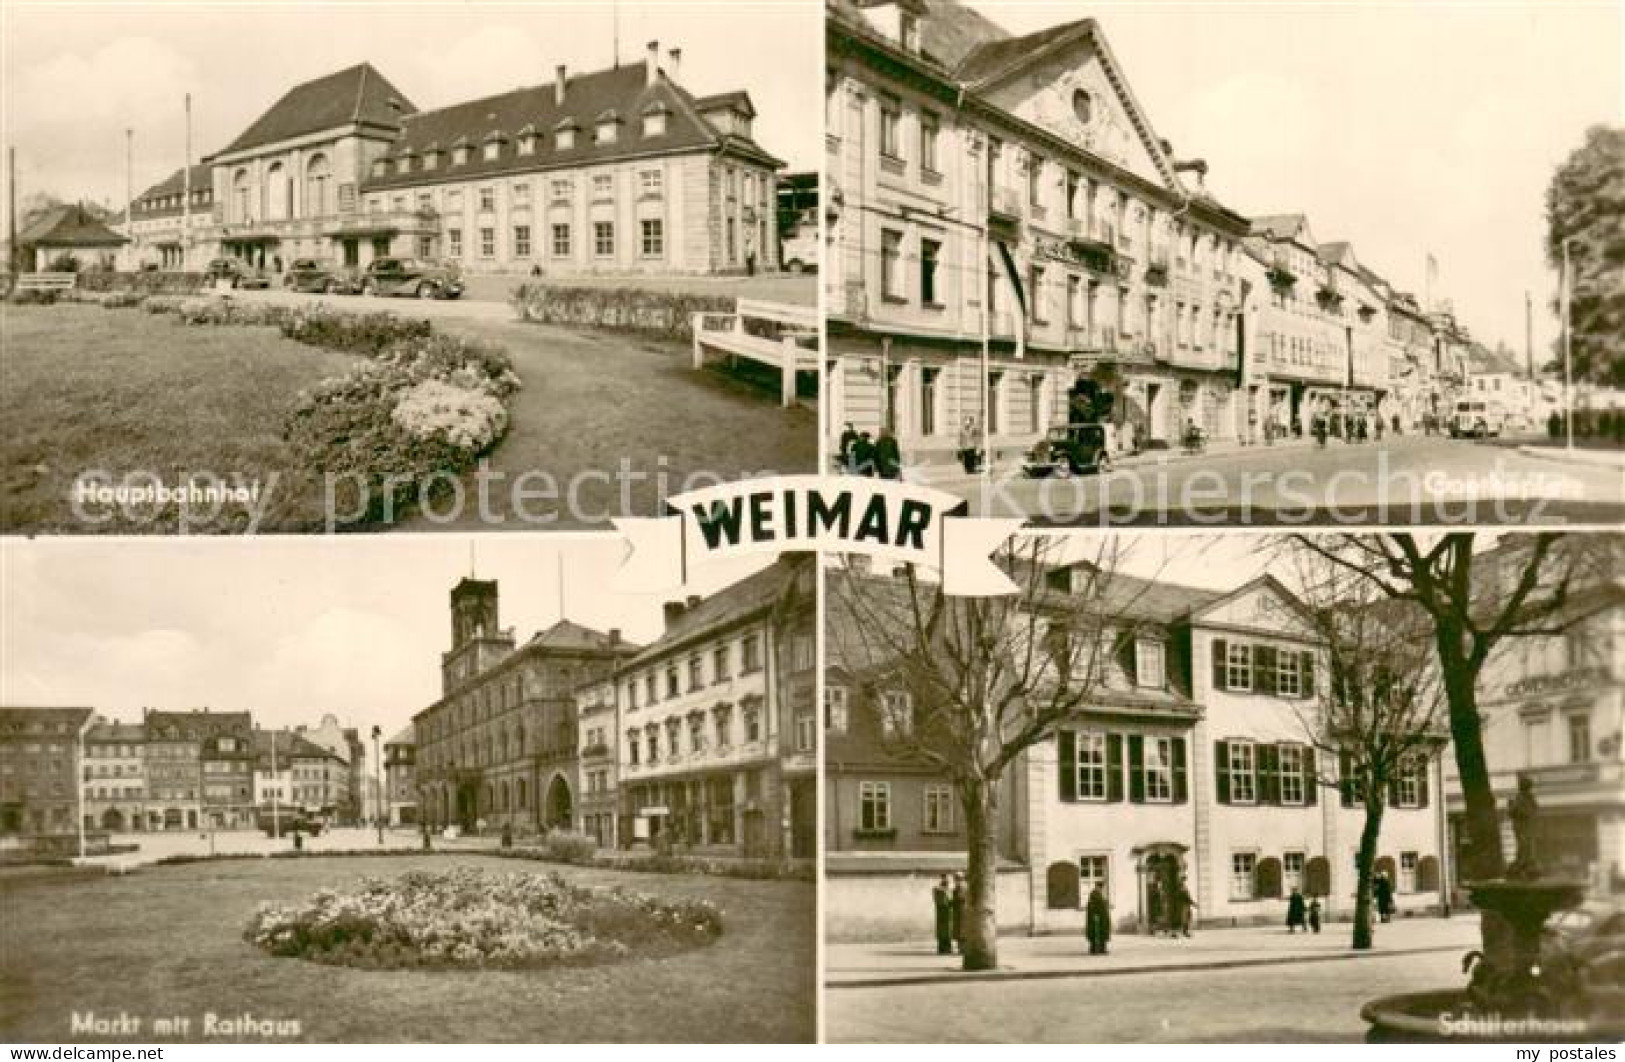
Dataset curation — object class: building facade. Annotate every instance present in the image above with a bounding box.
[825,565,1448,939]
[826,2,1252,467]
[122,46,781,277]
[576,677,619,847]
[142,709,203,831]
[0,707,93,838]
[196,712,255,829]
[618,557,816,860]
[414,577,638,836]
[383,724,418,827]
[82,721,146,833]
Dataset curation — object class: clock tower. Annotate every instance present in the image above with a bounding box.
[441,578,515,695]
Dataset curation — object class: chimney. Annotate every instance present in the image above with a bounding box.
[662,600,687,627]
[666,47,682,84]
[555,64,567,106]
[686,594,702,609]
[608,628,622,646]
[646,40,660,87]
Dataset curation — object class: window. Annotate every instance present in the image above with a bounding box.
[1278,743,1307,805]
[479,187,496,213]
[1395,761,1421,807]
[825,685,849,733]
[1143,736,1173,802]
[645,673,658,704]
[643,111,667,137]
[688,655,704,691]
[594,221,614,257]
[1072,89,1093,125]
[920,238,941,305]
[1028,155,1043,208]
[688,714,705,754]
[483,141,500,161]
[1226,642,1253,691]
[552,223,571,258]
[743,706,761,743]
[879,96,902,159]
[920,112,940,173]
[550,179,573,202]
[513,183,530,205]
[513,225,531,258]
[1078,854,1109,901]
[447,229,463,258]
[742,635,762,673]
[1399,851,1419,893]
[666,665,679,699]
[479,227,495,259]
[795,711,816,754]
[859,781,892,832]
[713,644,731,681]
[1135,640,1165,688]
[1228,741,1257,803]
[1568,713,1592,764]
[920,366,940,436]
[879,690,912,739]
[1231,851,1257,900]
[1283,850,1306,892]
[640,218,664,258]
[1276,652,1302,698]
[639,169,663,196]
[1075,731,1108,800]
[881,229,904,300]
[714,707,732,748]
[597,120,618,144]
[923,785,954,833]
[592,173,613,200]
[1030,265,1046,323]
[1030,375,1045,433]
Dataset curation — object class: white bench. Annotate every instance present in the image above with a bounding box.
[692,298,820,407]
[16,272,77,292]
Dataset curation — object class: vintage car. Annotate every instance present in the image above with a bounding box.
[202,258,271,290]
[1022,422,1113,478]
[359,257,464,300]
[256,810,324,837]
[283,257,361,294]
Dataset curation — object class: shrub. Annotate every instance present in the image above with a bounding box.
[391,379,508,452]
[279,305,432,356]
[47,253,80,273]
[242,866,721,970]
[100,290,145,309]
[539,830,600,865]
[9,288,60,306]
[510,282,733,343]
[76,271,205,295]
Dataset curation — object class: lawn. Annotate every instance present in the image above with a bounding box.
[398,317,818,530]
[0,854,815,1043]
[0,303,358,533]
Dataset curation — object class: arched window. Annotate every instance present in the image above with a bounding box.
[304,154,332,218]
[265,162,289,220]
[232,169,252,224]
[1072,89,1093,126]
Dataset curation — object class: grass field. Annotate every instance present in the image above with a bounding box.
[0,304,357,533]
[0,854,815,1043]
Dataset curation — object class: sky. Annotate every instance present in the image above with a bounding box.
[969,0,1623,361]
[0,0,820,213]
[0,536,770,738]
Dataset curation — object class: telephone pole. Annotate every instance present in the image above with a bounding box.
[8,147,18,275]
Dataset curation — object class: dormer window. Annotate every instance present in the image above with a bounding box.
[555,123,577,151]
[517,126,537,156]
[900,12,921,52]
[371,159,388,178]
[596,111,621,144]
[423,150,439,171]
[1135,638,1166,689]
[452,143,470,166]
[397,153,415,173]
[642,105,668,138]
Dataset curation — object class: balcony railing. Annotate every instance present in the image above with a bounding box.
[989,186,1023,219]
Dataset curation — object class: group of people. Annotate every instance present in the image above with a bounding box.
[1146,875,1197,938]
[1284,888,1325,934]
[836,422,902,480]
[931,872,969,955]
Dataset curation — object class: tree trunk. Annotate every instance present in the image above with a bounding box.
[960,776,1001,972]
[1352,792,1385,951]
[1437,620,1504,882]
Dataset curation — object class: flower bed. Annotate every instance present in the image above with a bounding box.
[510,282,733,343]
[75,270,206,295]
[242,866,723,970]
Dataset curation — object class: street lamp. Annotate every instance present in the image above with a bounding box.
[371,725,384,846]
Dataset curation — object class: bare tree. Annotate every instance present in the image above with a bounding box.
[1286,546,1447,950]
[827,534,1160,971]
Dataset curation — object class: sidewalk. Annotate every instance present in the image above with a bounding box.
[1516,443,1625,470]
[826,913,1479,988]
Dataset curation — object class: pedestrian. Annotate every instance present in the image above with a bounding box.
[1313,414,1328,448]
[853,431,875,477]
[1286,887,1307,933]
[932,874,954,956]
[951,872,969,954]
[874,428,902,481]
[956,416,980,474]
[1085,883,1112,955]
[838,421,859,473]
[1147,879,1165,937]
[1374,873,1395,923]
[1309,897,1322,934]
[1171,876,1195,938]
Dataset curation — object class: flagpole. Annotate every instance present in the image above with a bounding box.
[182,93,192,271]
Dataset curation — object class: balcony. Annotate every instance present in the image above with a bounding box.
[989,186,1023,219]
[325,208,441,238]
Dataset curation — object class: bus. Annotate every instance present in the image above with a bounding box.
[1449,400,1504,439]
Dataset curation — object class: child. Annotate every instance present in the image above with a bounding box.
[1308,897,1322,934]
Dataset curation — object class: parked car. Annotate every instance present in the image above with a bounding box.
[1544,900,1625,968]
[203,258,271,290]
[284,257,360,294]
[256,810,323,837]
[1023,423,1113,478]
[360,257,464,299]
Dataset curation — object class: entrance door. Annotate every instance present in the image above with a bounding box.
[342,240,359,268]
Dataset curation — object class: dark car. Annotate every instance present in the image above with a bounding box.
[1023,423,1113,478]
[1544,900,1625,967]
[203,258,271,290]
[257,810,323,837]
[284,257,360,295]
[360,257,464,300]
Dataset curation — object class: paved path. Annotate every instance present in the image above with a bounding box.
[915,434,1623,525]
[827,913,1478,987]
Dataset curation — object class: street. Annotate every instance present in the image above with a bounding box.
[827,919,1481,1042]
[945,435,1622,526]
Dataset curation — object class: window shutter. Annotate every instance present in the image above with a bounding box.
[1339,749,1356,807]
[1417,759,1430,807]
[1215,740,1231,804]
[1300,651,1316,698]
[1106,733,1124,803]
[1258,743,1280,804]
[1172,737,1189,804]
[1255,644,1278,696]
[1127,734,1145,803]
[1058,730,1076,802]
[1211,638,1228,692]
[1304,746,1319,805]
[1387,773,1401,808]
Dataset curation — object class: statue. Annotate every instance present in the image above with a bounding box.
[1506,773,1539,880]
